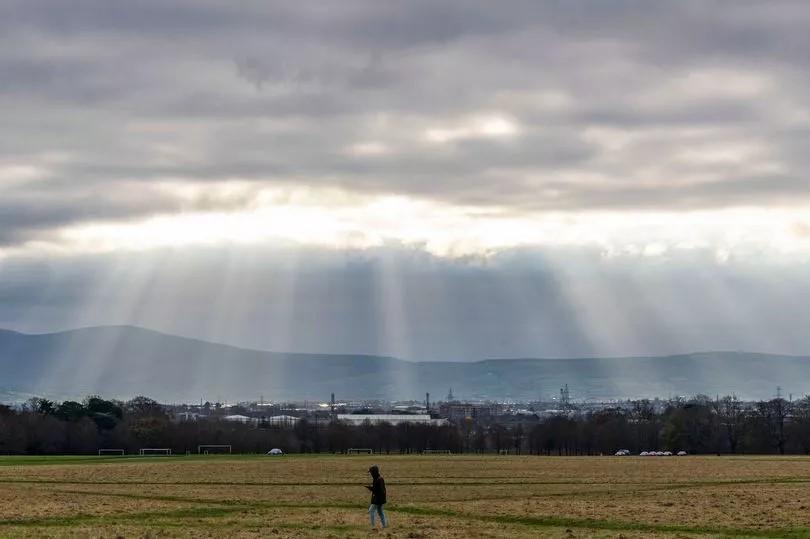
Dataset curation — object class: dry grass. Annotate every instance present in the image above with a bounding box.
[0,454,809,537]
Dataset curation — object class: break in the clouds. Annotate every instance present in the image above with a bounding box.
[2,1,810,358]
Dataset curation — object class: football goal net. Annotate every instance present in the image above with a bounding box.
[422,449,452,455]
[98,449,125,456]
[198,444,232,455]
[347,448,373,455]
[498,449,510,455]
[139,448,172,456]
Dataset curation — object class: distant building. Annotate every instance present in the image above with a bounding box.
[222,414,259,425]
[337,414,448,426]
[265,415,301,426]
[438,403,498,422]
[174,411,209,422]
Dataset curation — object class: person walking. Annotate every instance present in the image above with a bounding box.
[366,465,388,529]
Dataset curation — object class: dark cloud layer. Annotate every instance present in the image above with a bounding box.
[2,1,810,246]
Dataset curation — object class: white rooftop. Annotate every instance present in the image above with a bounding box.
[337,414,433,425]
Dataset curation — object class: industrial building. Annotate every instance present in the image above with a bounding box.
[337,414,448,426]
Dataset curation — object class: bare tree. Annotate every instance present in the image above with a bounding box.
[714,395,745,454]
[756,398,791,455]
[789,396,810,454]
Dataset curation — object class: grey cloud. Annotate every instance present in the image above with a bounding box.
[0,183,183,246]
[2,1,810,245]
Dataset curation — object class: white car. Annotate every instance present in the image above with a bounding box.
[267,448,284,456]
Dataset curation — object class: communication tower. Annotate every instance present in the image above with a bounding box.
[560,384,570,409]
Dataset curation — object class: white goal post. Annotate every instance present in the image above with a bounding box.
[98,449,125,456]
[198,444,232,455]
[139,448,172,456]
[498,449,509,455]
[422,449,452,455]
[347,448,373,455]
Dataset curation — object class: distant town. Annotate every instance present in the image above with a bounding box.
[170,385,623,427]
[3,385,804,457]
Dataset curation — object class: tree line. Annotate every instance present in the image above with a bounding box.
[2,394,810,455]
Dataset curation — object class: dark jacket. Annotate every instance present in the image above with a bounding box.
[367,467,387,505]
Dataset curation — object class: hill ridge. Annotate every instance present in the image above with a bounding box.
[2,325,809,402]
[4,325,800,363]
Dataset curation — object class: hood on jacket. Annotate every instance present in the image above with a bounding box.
[368,465,380,478]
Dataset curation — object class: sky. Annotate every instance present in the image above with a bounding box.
[2,1,810,360]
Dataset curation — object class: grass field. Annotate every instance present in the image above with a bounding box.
[2,455,810,538]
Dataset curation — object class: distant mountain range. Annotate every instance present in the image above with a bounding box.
[1,326,808,403]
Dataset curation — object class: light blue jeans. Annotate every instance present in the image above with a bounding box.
[369,504,388,528]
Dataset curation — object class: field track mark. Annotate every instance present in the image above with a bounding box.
[0,506,243,528]
[0,478,617,486]
[42,487,251,507]
[1,476,808,489]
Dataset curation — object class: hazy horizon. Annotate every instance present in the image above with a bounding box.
[1,322,807,364]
